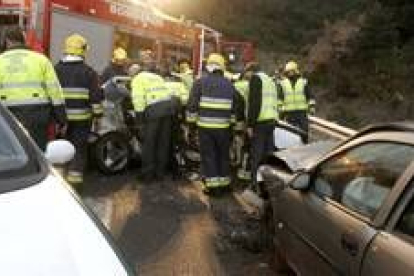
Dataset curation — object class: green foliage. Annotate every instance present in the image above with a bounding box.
[312,1,414,124]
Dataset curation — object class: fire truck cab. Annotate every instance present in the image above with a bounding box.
[0,0,221,75]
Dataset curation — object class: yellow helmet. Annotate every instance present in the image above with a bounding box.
[207,53,225,71]
[112,47,128,63]
[64,34,88,56]
[284,61,300,74]
[179,60,191,73]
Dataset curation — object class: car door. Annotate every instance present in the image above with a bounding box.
[361,177,414,276]
[278,139,414,275]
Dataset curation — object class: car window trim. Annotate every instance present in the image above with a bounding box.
[0,107,48,193]
[308,134,414,227]
[314,192,374,225]
[376,161,414,228]
[385,176,414,233]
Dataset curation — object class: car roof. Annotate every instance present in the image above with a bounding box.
[352,122,414,139]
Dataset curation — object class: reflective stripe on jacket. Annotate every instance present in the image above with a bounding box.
[0,48,66,124]
[186,72,238,129]
[166,80,189,106]
[55,58,103,122]
[131,71,173,115]
[176,70,194,91]
[279,77,308,112]
[256,72,279,122]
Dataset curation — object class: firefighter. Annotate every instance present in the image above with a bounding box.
[165,72,189,108]
[278,61,315,142]
[187,53,242,193]
[131,54,177,183]
[54,33,103,191]
[173,59,194,93]
[244,62,279,185]
[163,68,187,179]
[0,25,67,150]
[101,47,129,84]
[234,74,251,181]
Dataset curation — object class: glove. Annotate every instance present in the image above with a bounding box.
[56,123,68,138]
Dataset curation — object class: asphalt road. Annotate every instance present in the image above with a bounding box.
[82,169,278,275]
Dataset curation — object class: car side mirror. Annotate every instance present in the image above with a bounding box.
[290,172,311,191]
[45,140,76,165]
[258,165,294,191]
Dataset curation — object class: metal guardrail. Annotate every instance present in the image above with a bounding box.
[309,116,357,140]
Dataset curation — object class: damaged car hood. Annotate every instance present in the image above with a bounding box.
[273,140,339,172]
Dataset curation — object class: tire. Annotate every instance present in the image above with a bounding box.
[93,132,130,174]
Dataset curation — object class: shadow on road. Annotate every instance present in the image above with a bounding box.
[116,180,208,272]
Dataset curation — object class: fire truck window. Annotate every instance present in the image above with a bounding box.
[163,44,192,69]
[0,15,19,25]
[114,31,155,61]
[130,36,154,60]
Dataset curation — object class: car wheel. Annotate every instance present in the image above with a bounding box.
[93,132,130,174]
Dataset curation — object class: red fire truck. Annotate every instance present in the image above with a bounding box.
[221,40,255,73]
[0,0,223,75]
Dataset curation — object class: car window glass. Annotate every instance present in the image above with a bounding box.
[0,115,28,173]
[396,192,414,238]
[313,142,414,218]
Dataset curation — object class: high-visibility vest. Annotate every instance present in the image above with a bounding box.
[234,79,249,118]
[256,72,279,122]
[165,80,189,106]
[131,71,172,113]
[279,77,308,112]
[0,49,65,111]
[180,70,194,91]
[234,80,249,102]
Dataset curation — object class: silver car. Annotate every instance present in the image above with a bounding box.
[259,123,414,275]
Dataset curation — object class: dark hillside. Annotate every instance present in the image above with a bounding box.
[158,0,365,51]
[159,0,414,127]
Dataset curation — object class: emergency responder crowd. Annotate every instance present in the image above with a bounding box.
[0,25,315,195]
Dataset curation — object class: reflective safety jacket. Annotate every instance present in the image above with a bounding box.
[187,71,242,129]
[131,71,175,120]
[278,77,310,112]
[165,80,189,106]
[257,72,279,121]
[174,70,194,92]
[55,56,103,121]
[0,47,66,124]
[247,72,279,127]
[234,79,249,114]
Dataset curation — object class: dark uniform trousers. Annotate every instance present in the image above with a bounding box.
[250,121,275,183]
[199,127,231,183]
[141,115,172,181]
[9,106,52,151]
[282,110,309,142]
[66,120,91,187]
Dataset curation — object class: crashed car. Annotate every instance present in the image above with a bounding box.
[259,123,414,275]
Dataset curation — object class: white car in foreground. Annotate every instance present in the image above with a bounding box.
[0,104,134,275]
